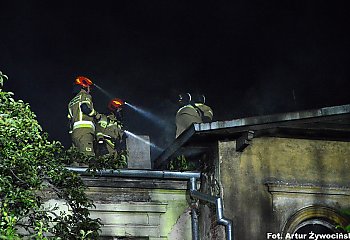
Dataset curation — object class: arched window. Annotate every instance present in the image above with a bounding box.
[282,205,349,236]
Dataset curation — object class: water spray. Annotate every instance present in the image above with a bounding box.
[93,84,168,127]
[125,102,168,127]
[92,84,168,153]
[93,83,116,99]
[125,130,163,152]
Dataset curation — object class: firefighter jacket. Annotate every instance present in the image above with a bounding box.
[175,103,213,137]
[67,89,97,133]
[95,113,124,146]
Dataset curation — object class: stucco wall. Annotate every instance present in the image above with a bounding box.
[87,185,192,239]
[218,137,350,240]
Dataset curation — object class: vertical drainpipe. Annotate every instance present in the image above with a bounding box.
[189,178,233,240]
[189,177,200,240]
[191,206,199,240]
[216,197,233,239]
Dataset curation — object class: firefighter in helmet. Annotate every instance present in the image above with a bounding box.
[175,93,213,138]
[67,76,98,156]
[0,71,8,90]
[95,98,125,156]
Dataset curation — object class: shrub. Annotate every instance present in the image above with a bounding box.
[0,73,101,239]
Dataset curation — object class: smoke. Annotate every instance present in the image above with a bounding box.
[124,99,178,161]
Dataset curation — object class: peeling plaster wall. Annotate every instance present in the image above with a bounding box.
[168,207,192,240]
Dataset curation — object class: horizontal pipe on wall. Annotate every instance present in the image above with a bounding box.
[66,167,201,180]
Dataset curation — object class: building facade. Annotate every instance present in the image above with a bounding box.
[156,104,350,239]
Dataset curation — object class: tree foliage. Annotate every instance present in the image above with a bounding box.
[168,155,195,171]
[0,74,101,239]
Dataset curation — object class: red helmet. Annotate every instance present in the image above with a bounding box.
[75,76,93,88]
[108,98,124,111]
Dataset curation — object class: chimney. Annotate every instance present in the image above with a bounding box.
[126,135,151,169]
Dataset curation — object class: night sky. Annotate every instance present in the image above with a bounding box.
[1,1,350,159]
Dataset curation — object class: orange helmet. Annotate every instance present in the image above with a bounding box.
[75,76,93,88]
[108,98,124,111]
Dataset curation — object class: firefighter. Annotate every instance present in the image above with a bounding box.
[192,93,213,122]
[0,71,8,90]
[175,93,213,138]
[95,98,125,156]
[67,76,98,156]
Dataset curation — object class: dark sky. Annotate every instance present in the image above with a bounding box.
[1,1,350,159]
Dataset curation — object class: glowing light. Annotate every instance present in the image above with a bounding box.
[75,76,93,87]
[125,130,163,152]
[112,99,124,106]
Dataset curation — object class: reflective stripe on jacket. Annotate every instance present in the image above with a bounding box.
[73,121,95,131]
[68,89,96,132]
[95,113,123,141]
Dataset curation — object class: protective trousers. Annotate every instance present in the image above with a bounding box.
[71,127,95,156]
[104,138,117,155]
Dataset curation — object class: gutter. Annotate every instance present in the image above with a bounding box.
[66,167,201,179]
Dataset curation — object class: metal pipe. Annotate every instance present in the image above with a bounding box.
[66,167,201,180]
[189,178,233,240]
[190,190,217,204]
[191,207,199,240]
[190,177,197,190]
[189,177,200,240]
[216,198,233,240]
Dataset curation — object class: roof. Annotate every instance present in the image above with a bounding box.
[154,104,350,169]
